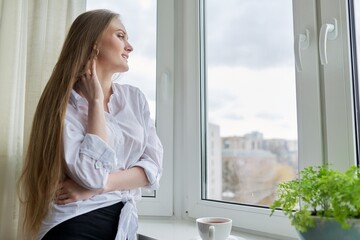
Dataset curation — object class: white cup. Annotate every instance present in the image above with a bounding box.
[196,217,232,240]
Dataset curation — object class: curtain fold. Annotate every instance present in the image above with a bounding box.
[0,0,86,239]
[0,0,28,238]
[24,0,86,147]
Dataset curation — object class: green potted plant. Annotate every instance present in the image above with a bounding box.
[270,165,360,240]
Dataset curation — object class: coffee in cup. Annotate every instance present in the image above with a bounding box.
[196,217,232,240]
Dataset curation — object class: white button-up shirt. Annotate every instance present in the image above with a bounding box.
[37,83,163,240]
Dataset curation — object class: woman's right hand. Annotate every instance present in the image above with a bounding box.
[77,54,108,142]
[77,57,104,104]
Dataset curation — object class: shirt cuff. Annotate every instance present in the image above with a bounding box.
[133,160,162,190]
[80,134,116,171]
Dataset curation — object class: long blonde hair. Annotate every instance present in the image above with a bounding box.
[18,9,119,237]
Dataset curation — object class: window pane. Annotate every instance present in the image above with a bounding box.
[204,0,298,206]
[86,0,157,197]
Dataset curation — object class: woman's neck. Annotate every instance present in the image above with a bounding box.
[96,67,114,106]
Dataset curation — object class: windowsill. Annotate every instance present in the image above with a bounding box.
[138,217,295,240]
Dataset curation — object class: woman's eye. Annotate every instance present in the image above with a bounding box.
[117,35,125,39]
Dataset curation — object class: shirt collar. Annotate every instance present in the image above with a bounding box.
[69,89,82,109]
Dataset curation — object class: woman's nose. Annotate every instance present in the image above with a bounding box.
[126,42,133,52]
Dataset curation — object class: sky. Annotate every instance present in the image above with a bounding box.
[205,0,297,140]
[86,0,298,140]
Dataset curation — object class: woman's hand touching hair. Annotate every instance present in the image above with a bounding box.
[77,55,104,104]
[75,49,109,142]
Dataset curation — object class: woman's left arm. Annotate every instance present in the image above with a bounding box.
[55,167,149,205]
[129,93,163,190]
[101,95,163,193]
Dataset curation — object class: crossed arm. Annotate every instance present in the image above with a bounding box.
[55,166,148,205]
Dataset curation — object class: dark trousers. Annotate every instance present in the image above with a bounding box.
[42,202,124,240]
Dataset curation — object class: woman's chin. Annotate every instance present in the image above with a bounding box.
[116,63,129,72]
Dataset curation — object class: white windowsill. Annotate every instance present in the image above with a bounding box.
[138,218,295,240]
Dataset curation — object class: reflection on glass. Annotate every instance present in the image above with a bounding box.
[204,0,298,206]
[86,0,157,198]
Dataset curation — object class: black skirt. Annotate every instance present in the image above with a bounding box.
[42,202,124,240]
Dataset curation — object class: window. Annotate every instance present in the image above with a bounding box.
[203,0,298,207]
[180,0,358,238]
[86,0,174,216]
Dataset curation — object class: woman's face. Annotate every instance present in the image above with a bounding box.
[96,18,133,73]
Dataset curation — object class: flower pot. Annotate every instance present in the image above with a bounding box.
[297,217,360,240]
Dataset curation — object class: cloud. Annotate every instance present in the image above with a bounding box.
[205,66,297,139]
[205,0,294,69]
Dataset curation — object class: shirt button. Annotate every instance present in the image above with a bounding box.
[95,161,103,169]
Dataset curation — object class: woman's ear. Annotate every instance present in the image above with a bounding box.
[92,44,99,58]
[93,49,99,58]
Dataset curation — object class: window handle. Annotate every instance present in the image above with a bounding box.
[319,18,338,65]
[294,29,310,72]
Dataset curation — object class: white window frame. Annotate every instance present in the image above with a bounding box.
[137,0,174,216]
[318,0,357,170]
[177,0,358,238]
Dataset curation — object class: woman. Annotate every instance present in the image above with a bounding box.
[18,9,163,240]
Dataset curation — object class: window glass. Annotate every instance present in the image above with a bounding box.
[87,0,157,197]
[204,0,298,206]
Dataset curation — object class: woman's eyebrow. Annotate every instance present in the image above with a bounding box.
[116,29,127,35]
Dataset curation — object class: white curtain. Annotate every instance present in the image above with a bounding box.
[0,0,86,239]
